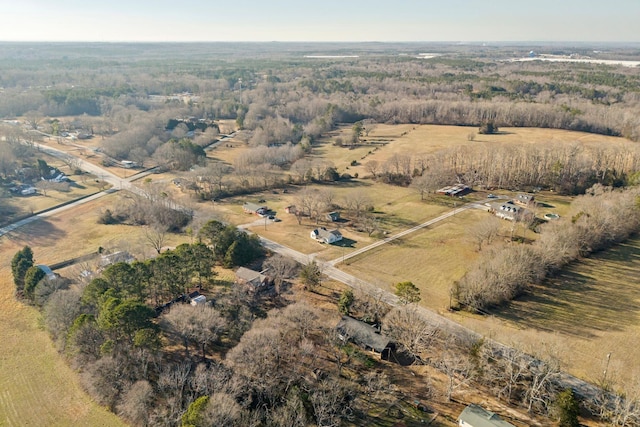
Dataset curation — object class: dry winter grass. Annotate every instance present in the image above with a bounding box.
[344,124,635,177]
[455,237,640,390]
[0,196,138,427]
[340,209,485,309]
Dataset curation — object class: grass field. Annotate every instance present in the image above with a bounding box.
[0,197,139,426]
[344,124,636,177]
[455,237,640,388]
[0,194,193,427]
[340,209,485,308]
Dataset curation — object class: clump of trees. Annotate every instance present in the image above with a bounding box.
[197,220,264,268]
[11,246,34,297]
[455,185,640,311]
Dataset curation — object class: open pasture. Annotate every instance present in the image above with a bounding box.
[0,196,143,427]
[340,209,484,308]
[454,237,640,388]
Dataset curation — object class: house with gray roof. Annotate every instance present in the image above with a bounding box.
[235,266,272,291]
[457,404,516,427]
[243,202,268,216]
[336,316,395,360]
[514,193,535,207]
[310,227,343,244]
[488,201,531,222]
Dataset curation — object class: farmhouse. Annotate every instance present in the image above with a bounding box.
[488,201,530,222]
[235,266,272,291]
[514,193,535,207]
[243,202,268,216]
[437,184,470,197]
[457,404,515,427]
[284,205,297,214]
[336,316,395,360]
[310,227,343,244]
[121,160,138,169]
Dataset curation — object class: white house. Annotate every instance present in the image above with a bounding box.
[310,227,343,244]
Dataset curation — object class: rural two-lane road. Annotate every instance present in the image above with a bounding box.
[2,140,604,404]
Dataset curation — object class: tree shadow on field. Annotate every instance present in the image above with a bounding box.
[493,243,640,338]
[5,218,67,248]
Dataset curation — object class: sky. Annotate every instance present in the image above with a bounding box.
[0,0,638,43]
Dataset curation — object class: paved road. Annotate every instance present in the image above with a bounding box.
[2,138,605,402]
[1,142,163,238]
[259,232,604,402]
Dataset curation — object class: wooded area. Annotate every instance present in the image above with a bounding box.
[3,42,640,426]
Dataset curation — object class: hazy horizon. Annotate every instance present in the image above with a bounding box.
[1,0,638,43]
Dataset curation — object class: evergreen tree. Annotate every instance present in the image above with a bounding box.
[23,265,46,300]
[11,246,34,292]
[555,388,580,427]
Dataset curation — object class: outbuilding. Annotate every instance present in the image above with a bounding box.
[190,295,207,306]
[457,404,515,427]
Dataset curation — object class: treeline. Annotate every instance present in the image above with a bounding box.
[454,185,640,311]
[398,141,640,196]
[2,45,640,170]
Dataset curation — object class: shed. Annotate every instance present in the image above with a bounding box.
[190,295,207,306]
[326,211,340,222]
[336,316,395,360]
[37,265,57,281]
[457,404,515,427]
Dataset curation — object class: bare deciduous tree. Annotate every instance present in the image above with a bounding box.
[144,223,168,254]
[263,254,298,295]
[117,380,153,427]
[382,305,438,359]
[470,216,502,251]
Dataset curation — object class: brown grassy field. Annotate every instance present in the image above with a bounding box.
[0,193,194,427]
[0,196,145,427]
[344,124,636,177]
[340,209,485,308]
[450,237,640,389]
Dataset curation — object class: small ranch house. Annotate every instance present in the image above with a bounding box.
[336,316,395,360]
[311,227,343,244]
[243,202,267,216]
[488,201,531,222]
[235,266,272,291]
[458,404,515,427]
